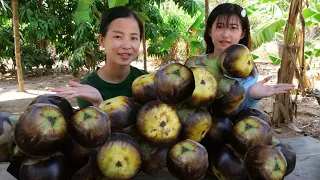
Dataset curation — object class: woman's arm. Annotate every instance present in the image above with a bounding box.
[237,73,260,111]
[248,76,295,99]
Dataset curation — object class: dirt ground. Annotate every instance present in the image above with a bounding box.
[1,59,320,140]
[256,60,320,140]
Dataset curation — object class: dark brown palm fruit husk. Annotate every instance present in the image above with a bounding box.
[231,116,272,155]
[19,152,69,180]
[167,139,209,180]
[154,63,195,105]
[98,96,141,132]
[233,108,272,126]
[69,106,111,149]
[274,142,296,176]
[201,114,233,150]
[208,145,247,180]
[244,145,287,180]
[29,94,75,122]
[132,73,157,104]
[14,103,68,157]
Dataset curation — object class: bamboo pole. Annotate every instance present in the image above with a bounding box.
[143,21,147,71]
[205,0,209,22]
[12,0,25,92]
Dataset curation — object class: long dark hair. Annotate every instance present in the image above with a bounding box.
[204,3,251,54]
[99,6,143,40]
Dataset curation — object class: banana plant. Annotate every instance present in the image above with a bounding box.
[259,0,320,65]
[302,1,320,64]
[243,0,290,50]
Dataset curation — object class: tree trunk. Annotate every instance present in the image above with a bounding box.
[37,0,48,51]
[272,0,303,127]
[143,21,147,71]
[205,0,209,22]
[12,0,25,92]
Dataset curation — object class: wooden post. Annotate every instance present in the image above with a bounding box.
[205,0,209,22]
[12,0,25,92]
[143,21,147,71]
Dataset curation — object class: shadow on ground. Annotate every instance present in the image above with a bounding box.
[0,96,78,114]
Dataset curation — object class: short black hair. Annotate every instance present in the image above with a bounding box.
[204,3,251,53]
[99,6,143,40]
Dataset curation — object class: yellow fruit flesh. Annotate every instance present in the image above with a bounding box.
[98,96,128,112]
[97,141,142,179]
[232,50,253,77]
[190,67,217,106]
[184,117,212,142]
[138,104,181,143]
[132,73,155,90]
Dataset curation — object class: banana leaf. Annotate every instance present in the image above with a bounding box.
[159,32,179,51]
[268,55,281,65]
[251,19,286,50]
[187,11,204,34]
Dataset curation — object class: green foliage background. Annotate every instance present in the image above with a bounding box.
[0,0,319,73]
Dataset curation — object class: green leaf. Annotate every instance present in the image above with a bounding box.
[147,43,168,58]
[134,11,150,22]
[187,11,204,33]
[155,0,163,8]
[315,49,320,57]
[313,13,320,22]
[252,54,259,60]
[193,0,205,10]
[252,19,286,49]
[305,20,313,26]
[74,0,93,24]
[190,40,201,47]
[259,0,279,2]
[305,41,313,48]
[160,33,179,51]
[145,23,158,42]
[303,8,317,19]
[148,8,163,24]
[316,4,320,12]
[27,9,33,22]
[244,4,260,16]
[176,0,198,17]
[108,0,129,8]
[305,51,313,57]
[268,55,281,65]
[195,28,204,36]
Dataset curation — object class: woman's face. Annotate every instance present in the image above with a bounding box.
[209,15,245,56]
[99,17,141,66]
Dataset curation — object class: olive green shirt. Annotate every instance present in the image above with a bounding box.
[77,66,148,109]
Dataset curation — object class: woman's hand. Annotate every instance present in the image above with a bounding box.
[52,81,103,107]
[248,76,295,100]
